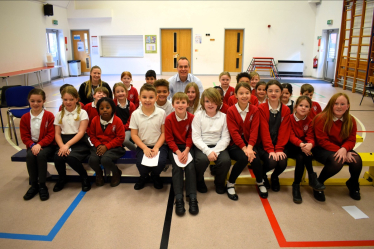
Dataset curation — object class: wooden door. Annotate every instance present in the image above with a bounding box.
[71,30,91,73]
[161,29,191,73]
[224,29,244,72]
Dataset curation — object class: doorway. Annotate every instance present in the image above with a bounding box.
[224,29,244,73]
[324,29,338,82]
[46,29,61,79]
[71,30,91,74]
[161,29,191,73]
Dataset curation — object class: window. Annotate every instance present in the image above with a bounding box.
[100,35,144,57]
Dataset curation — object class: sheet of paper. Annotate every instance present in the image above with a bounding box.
[92,46,99,55]
[141,151,160,167]
[172,152,193,168]
[77,41,84,52]
[91,36,98,46]
[342,206,369,219]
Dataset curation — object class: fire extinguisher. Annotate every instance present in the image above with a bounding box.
[313,56,318,69]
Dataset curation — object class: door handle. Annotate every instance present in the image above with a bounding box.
[238,54,242,56]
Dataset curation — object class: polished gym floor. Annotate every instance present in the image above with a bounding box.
[0,74,373,249]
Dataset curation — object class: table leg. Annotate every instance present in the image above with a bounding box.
[5,77,9,86]
[60,67,65,82]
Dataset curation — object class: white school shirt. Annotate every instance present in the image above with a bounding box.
[235,103,249,121]
[294,113,307,122]
[129,106,166,146]
[155,100,174,116]
[187,103,202,115]
[30,109,45,142]
[117,99,128,109]
[54,106,89,134]
[192,110,230,156]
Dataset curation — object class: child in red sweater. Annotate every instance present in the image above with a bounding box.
[257,80,291,192]
[113,82,136,150]
[312,93,362,202]
[165,92,199,216]
[228,72,259,106]
[20,89,55,201]
[214,86,229,114]
[226,82,267,200]
[88,97,126,187]
[84,87,109,128]
[249,71,260,95]
[256,81,267,104]
[300,84,322,120]
[121,71,139,108]
[219,72,235,105]
[286,96,325,204]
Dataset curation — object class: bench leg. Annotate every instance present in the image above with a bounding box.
[7,111,12,139]
[10,114,18,146]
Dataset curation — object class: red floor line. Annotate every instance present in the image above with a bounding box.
[248,169,374,247]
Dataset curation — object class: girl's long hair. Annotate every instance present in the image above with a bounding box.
[85,66,103,99]
[184,82,200,113]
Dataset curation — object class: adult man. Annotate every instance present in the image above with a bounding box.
[168,57,204,99]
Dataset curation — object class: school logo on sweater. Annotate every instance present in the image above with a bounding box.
[281,117,284,122]
[230,92,233,96]
[249,114,253,122]
[303,124,308,132]
[45,121,48,128]
[313,106,317,111]
[186,125,189,131]
[112,125,116,133]
[130,94,134,99]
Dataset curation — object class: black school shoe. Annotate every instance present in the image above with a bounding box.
[197,180,208,193]
[189,198,199,215]
[257,184,268,199]
[308,172,325,191]
[313,189,326,202]
[175,198,186,216]
[226,186,238,201]
[292,183,302,204]
[53,178,67,192]
[271,177,280,192]
[81,177,91,192]
[134,175,150,190]
[23,185,39,200]
[263,177,270,190]
[215,184,226,194]
[151,173,163,189]
[346,179,361,200]
[39,186,49,201]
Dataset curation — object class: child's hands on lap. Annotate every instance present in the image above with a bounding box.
[244,147,256,163]
[97,145,107,156]
[176,150,187,164]
[208,151,217,162]
[301,143,313,156]
[143,147,152,158]
[58,144,70,156]
[334,147,347,163]
[269,152,278,161]
[276,152,287,160]
[150,147,159,158]
[346,151,357,163]
[31,144,42,156]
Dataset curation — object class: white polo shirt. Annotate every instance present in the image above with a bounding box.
[129,106,166,146]
[54,106,89,134]
[155,100,174,116]
[235,103,249,121]
[30,109,45,142]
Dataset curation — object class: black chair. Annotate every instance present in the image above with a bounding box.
[359,83,374,105]
[0,85,21,133]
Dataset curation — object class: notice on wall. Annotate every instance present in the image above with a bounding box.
[92,46,99,55]
[145,35,157,53]
[195,34,202,44]
[91,36,98,46]
[74,35,80,40]
[77,41,84,52]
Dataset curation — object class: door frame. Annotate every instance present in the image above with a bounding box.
[46,29,61,80]
[223,28,245,74]
[159,28,193,75]
[70,29,92,75]
[322,28,339,82]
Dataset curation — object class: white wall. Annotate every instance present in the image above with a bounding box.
[0,1,71,86]
[68,1,319,76]
[312,0,343,78]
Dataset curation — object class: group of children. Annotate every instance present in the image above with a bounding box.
[20,66,362,217]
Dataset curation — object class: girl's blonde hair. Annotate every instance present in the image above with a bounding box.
[249,71,260,79]
[113,82,128,94]
[219,71,231,80]
[85,66,103,99]
[200,87,222,112]
[313,93,353,140]
[184,82,200,113]
[59,86,81,124]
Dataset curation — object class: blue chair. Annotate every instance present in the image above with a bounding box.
[0,85,21,133]
[6,86,34,145]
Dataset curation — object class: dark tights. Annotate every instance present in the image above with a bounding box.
[318,154,362,184]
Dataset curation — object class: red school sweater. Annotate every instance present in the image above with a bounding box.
[84,102,99,128]
[313,114,357,152]
[88,115,125,149]
[289,114,315,147]
[220,103,229,114]
[227,94,259,107]
[127,85,139,108]
[165,112,194,153]
[20,110,55,148]
[226,104,259,149]
[308,101,322,120]
[222,86,235,105]
[257,103,291,153]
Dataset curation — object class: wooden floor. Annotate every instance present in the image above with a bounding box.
[0,75,374,249]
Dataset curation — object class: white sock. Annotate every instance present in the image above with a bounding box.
[227,182,236,195]
[257,181,267,193]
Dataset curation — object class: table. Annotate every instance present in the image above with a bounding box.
[0,65,64,89]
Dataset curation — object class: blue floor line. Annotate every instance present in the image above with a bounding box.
[0,190,87,242]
